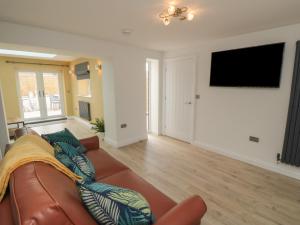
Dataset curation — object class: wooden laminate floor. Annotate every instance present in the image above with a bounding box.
[33,119,300,225]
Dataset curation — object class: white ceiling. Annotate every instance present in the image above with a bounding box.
[0,0,300,51]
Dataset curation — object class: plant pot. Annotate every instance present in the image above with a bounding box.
[97,132,105,141]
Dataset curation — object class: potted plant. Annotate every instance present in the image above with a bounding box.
[90,118,105,140]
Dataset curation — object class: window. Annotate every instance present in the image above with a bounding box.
[77,79,91,97]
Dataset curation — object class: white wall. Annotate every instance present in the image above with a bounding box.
[0,21,163,147]
[165,23,300,179]
[101,60,118,145]
[0,83,9,158]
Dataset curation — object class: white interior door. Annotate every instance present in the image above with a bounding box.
[164,57,196,142]
[18,71,64,121]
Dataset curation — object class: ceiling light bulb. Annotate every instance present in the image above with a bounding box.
[187,12,194,21]
[168,5,176,15]
[163,17,170,26]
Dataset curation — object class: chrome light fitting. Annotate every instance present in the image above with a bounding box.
[159,5,194,26]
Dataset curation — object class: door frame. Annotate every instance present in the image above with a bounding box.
[16,69,66,121]
[146,60,151,132]
[162,55,197,143]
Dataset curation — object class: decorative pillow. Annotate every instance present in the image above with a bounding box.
[79,182,155,225]
[54,142,95,183]
[42,128,86,153]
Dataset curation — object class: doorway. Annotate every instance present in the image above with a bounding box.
[146,59,159,134]
[17,71,64,121]
[164,57,196,142]
[146,61,150,132]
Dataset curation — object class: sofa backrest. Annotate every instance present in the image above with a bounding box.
[9,162,98,225]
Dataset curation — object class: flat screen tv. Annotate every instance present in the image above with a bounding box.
[210,43,285,87]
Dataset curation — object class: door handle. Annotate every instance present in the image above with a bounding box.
[42,90,45,97]
[185,101,192,105]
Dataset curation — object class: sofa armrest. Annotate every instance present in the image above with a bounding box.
[154,195,207,225]
[0,194,15,225]
[80,136,100,151]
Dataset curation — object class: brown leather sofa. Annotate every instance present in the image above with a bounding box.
[0,134,207,225]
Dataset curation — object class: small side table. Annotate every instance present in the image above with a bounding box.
[7,118,25,128]
[7,118,25,139]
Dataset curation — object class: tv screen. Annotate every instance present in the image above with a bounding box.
[210,43,285,87]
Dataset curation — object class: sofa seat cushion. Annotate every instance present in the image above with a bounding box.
[0,194,14,225]
[99,170,176,220]
[86,149,129,180]
[10,162,98,225]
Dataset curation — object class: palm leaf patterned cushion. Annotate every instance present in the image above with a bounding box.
[42,128,86,153]
[79,182,155,225]
[54,142,96,183]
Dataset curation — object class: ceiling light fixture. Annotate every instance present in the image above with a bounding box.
[168,5,176,15]
[0,49,56,58]
[187,12,194,21]
[159,5,194,26]
[163,17,171,26]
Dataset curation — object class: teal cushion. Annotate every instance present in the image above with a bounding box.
[42,128,86,153]
[79,182,155,225]
[54,142,95,183]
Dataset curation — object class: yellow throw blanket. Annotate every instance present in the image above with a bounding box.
[0,134,82,202]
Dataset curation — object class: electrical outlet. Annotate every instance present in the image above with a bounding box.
[121,123,127,128]
[249,136,259,143]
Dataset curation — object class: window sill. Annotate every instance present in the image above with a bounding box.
[78,95,92,98]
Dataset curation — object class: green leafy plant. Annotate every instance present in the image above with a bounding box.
[90,118,105,133]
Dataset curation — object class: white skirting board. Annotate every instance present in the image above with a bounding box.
[70,116,147,148]
[192,141,300,180]
[115,135,148,148]
[104,137,118,147]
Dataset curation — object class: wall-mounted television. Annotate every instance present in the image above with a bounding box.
[209,43,285,87]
